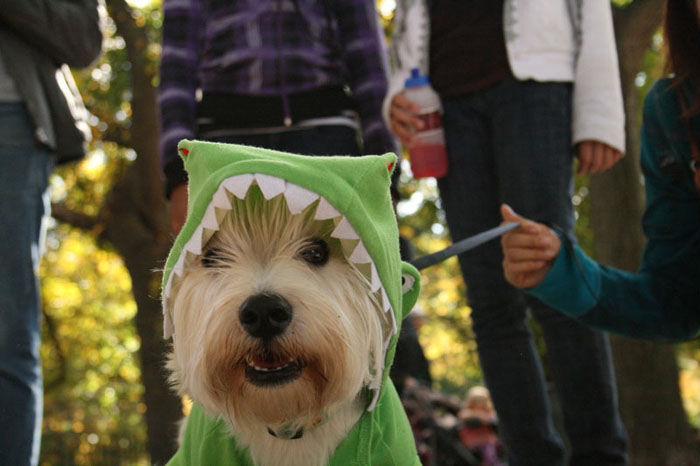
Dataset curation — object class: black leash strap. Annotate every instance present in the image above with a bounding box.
[410,222,520,271]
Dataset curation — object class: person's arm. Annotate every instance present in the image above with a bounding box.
[502,82,700,341]
[159,0,201,231]
[332,0,397,155]
[0,0,102,68]
[571,0,625,174]
[501,202,699,341]
[382,0,430,145]
[159,0,201,187]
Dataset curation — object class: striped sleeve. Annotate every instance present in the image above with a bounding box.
[158,0,202,192]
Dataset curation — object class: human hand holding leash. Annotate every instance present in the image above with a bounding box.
[500,204,562,289]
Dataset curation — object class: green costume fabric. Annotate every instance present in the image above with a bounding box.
[161,140,421,464]
[168,382,420,466]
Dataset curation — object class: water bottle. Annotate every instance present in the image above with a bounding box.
[403,68,448,178]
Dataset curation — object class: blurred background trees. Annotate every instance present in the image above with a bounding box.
[37,0,699,464]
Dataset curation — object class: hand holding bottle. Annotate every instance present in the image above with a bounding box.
[391,68,448,179]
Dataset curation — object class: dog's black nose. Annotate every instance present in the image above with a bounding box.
[239,293,293,339]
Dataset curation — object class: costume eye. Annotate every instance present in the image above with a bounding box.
[202,247,225,268]
[298,238,329,266]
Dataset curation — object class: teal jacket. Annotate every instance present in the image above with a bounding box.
[529,78,700,340]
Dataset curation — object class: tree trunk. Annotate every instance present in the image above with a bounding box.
[102,0,182,462]
[588,2,698,463]
[102,164,180,464]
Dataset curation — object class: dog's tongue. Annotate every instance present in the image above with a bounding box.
[252,356,288,370]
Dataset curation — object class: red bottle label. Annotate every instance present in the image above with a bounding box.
[419,111,442,131]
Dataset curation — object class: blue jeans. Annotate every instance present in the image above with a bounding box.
[200,124,362,157]
[438,78,628,465]
[0,103,54,466]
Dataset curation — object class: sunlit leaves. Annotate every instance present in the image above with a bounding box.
[40,227,147,465]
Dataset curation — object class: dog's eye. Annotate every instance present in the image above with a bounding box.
[298,238,329,266]
[202,247,225,268]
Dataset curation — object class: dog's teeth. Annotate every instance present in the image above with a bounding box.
[252,362,291,372]
[255,174,286,200]
[331,217,359,240]
[223,174,254,199]
[314,198,340,220]
[284,184,319,214]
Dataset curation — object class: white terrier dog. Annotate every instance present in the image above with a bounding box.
[161,141,421,466]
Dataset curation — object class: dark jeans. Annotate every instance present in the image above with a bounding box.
[438,78,628,465]
[199,124,362,158]
[0,102,54,466]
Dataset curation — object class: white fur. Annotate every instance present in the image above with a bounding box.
[168,191,385,466]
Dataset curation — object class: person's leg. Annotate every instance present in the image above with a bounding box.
[491,78,628,465]
[532,304,628,465]
[438,91,565,466]
[0,102,54,466]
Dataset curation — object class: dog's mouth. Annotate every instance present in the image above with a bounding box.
[244,355,302,387]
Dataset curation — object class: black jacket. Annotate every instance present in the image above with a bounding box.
[0,0,102,163]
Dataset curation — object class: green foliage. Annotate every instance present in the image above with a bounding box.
[395,164,482,396]
[37,2,162,464]
[40,224,148,465]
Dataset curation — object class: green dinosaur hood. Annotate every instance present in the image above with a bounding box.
[161,140,421,410]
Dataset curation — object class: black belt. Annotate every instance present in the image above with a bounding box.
[197,86,355,131]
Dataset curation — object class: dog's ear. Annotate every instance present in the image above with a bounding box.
[399,262,421,319]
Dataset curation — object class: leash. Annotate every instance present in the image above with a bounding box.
[410,222,520,271]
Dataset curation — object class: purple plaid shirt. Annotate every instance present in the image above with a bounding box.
[159,0,397,175]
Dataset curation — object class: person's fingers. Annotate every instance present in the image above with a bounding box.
[579,141,625,174]
[577,141,594,175]
[389,93,422,147]
[600,146,623,172]
[503,245,556,263]
[589,141,605,173]
[503,259,549,273]
[389,117,415,147]
[393,92,420,114]
[500,204,539,235]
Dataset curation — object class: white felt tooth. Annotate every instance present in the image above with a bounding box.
[367,388,380,412]
[381,287,391,313]
[173,254,185,277]
[163,276,173,300]
[201,205,220,231]
[163,309,174,340]
[255,174,286,200]
[370,264,381,292]
[349,242,371,264]
[284,184,319,214]
[184,226,204,255]
[211,188,232,210]
[223,174,254,199]
[314,197,340,220]
[331,217,359,240]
